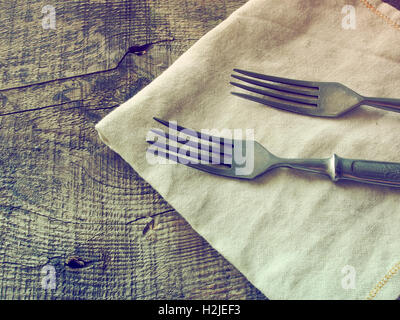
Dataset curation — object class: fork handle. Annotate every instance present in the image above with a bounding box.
[337,156,400,188]
[361,97,400,113]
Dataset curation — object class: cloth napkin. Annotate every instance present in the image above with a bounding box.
[95,0,400,299]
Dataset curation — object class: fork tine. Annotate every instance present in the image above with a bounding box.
[149,119,238,177]
[148,124,233,163]
[231,74,318,98]
[150,128,232,157]
[233,68,319,89]
[230,81,318,106]
[231,91,318,116]
[186,162,235,176]
[147,139,231,164]
[147,147,234,176]
[153,117,233,147]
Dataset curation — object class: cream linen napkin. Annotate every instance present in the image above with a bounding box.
[95,0,400,299]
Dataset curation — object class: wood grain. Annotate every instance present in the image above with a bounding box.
[0,0,267,300]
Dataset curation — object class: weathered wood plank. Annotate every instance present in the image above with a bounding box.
[0,0,267,300]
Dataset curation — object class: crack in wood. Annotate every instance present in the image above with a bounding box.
[0,203,175,226]
[0,99,84,116]
[0,37,189,94]
[0,37,198,118]
[1,208,176,270]
[0,101,118,117]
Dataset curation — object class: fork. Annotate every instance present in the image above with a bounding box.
[230,69,400,118]
[146,118,400,188]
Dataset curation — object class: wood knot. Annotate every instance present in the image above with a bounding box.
[128,44,153,56]
[65,256,86,269]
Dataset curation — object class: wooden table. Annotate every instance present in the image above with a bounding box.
[0,0,266,300]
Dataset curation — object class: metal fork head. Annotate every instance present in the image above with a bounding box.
[146,117,276,179]
[230,68,363,118]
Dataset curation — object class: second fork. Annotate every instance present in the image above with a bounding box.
[231,68,400,117]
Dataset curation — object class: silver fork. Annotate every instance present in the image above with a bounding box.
[230,69,400,117]
[146,118,400,188]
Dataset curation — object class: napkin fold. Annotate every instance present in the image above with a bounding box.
[96,0,400,299]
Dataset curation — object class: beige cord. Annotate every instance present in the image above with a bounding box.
[366,262,400,300]
[359,0,400,30]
